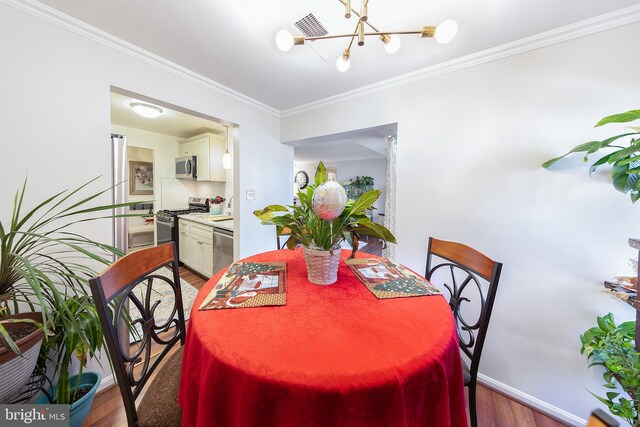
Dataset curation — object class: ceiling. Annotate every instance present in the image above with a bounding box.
[292,123,394,162]
[40,0,640,111]
[110,92,226,138]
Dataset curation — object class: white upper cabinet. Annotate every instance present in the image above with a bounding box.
[179,133,226,182]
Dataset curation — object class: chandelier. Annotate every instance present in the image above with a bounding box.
[275,0,458,72]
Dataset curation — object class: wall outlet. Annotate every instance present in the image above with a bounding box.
[246,189,256,200]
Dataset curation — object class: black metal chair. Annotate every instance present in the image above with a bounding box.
[425,237,503,427]
[89,243,186,427]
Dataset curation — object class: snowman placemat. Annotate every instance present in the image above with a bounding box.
[199,262,286,310]
[345,258,441,299]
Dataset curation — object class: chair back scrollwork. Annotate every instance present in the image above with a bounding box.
[90,243,186,427]
[425,237,502,380]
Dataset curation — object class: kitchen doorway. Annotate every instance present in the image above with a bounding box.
[109,86,237,261]
[285,123,397,258]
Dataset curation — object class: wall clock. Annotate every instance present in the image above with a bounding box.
[295,170,309,189]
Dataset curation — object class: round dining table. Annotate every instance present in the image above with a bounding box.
[178,248,468,427]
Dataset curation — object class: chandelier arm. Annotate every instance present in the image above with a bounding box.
[304,30,422,43]
[347,17,361,51]
[337,0,380,33]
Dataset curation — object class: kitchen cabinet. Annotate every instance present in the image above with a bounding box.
[179,140,197,157]
[178,219,191,265]
[190,223,214,278]
[179,219,214,277]
[178,132,226,182]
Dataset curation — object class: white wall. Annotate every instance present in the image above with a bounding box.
[283,22,640,425]
[0,1,291,388]
[294,158,387,214]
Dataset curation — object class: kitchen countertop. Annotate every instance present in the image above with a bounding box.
[178,213,234,233]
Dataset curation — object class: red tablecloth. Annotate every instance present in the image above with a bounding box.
[179,249,467,427]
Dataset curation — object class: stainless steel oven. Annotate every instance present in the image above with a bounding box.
[156,215,174,245]
[155,197,209,262]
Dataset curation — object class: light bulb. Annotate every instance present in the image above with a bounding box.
[435,19,458,44]
[222,152,231,169]
[336,54,351,72]
[275,29,294,52]
[383,35,401,54]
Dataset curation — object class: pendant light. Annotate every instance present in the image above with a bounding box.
[222,125,232,170]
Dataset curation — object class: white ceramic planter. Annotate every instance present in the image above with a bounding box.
[0,312,45,403]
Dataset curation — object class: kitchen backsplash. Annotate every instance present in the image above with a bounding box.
[196,181,227,202]
[161,177,196,210]
[160,178,231,211]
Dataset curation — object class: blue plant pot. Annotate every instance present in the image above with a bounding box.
[35,371,101,427]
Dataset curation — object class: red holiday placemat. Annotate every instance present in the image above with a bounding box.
[199,262,286,310]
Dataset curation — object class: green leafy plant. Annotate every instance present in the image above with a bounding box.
[345,176,375,199]
[0,176,140,403]
[45,295,104,404]
[352,176,374,187]
[254,162,396,256]
[542,109,640,202]
[580,313,639,426]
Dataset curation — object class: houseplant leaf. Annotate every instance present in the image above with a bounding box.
[542,140,609,168]
[595,109,640,127]
[611,162,640,193]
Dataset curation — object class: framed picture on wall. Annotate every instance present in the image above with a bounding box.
[129,161,154,195]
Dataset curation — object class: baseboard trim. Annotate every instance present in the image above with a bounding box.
[98,373,115,393]
[477,373,586,426]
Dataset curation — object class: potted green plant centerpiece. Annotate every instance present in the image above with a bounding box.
[0,176,137,423]
[254,162,396,285]
[543,109,640,425]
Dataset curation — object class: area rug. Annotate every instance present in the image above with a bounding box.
[129,267,198,342]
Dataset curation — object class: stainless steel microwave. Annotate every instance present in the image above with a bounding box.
[175,156,197,179]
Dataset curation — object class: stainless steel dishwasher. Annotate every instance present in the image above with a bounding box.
[212,227,234,275]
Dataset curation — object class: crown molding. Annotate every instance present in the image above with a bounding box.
[282,4,640,117]
[0,0,280,117]
[4,0,640,119]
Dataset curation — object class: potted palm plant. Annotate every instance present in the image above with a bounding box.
[254,162,396,285]
[0,176,137,415]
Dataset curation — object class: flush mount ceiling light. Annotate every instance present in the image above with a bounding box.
[275,0,458,72]
[129,101,163,118]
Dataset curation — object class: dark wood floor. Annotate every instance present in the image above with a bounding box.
[85,263,569,427]
[86,379,569,427]
[360,238,383,256]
